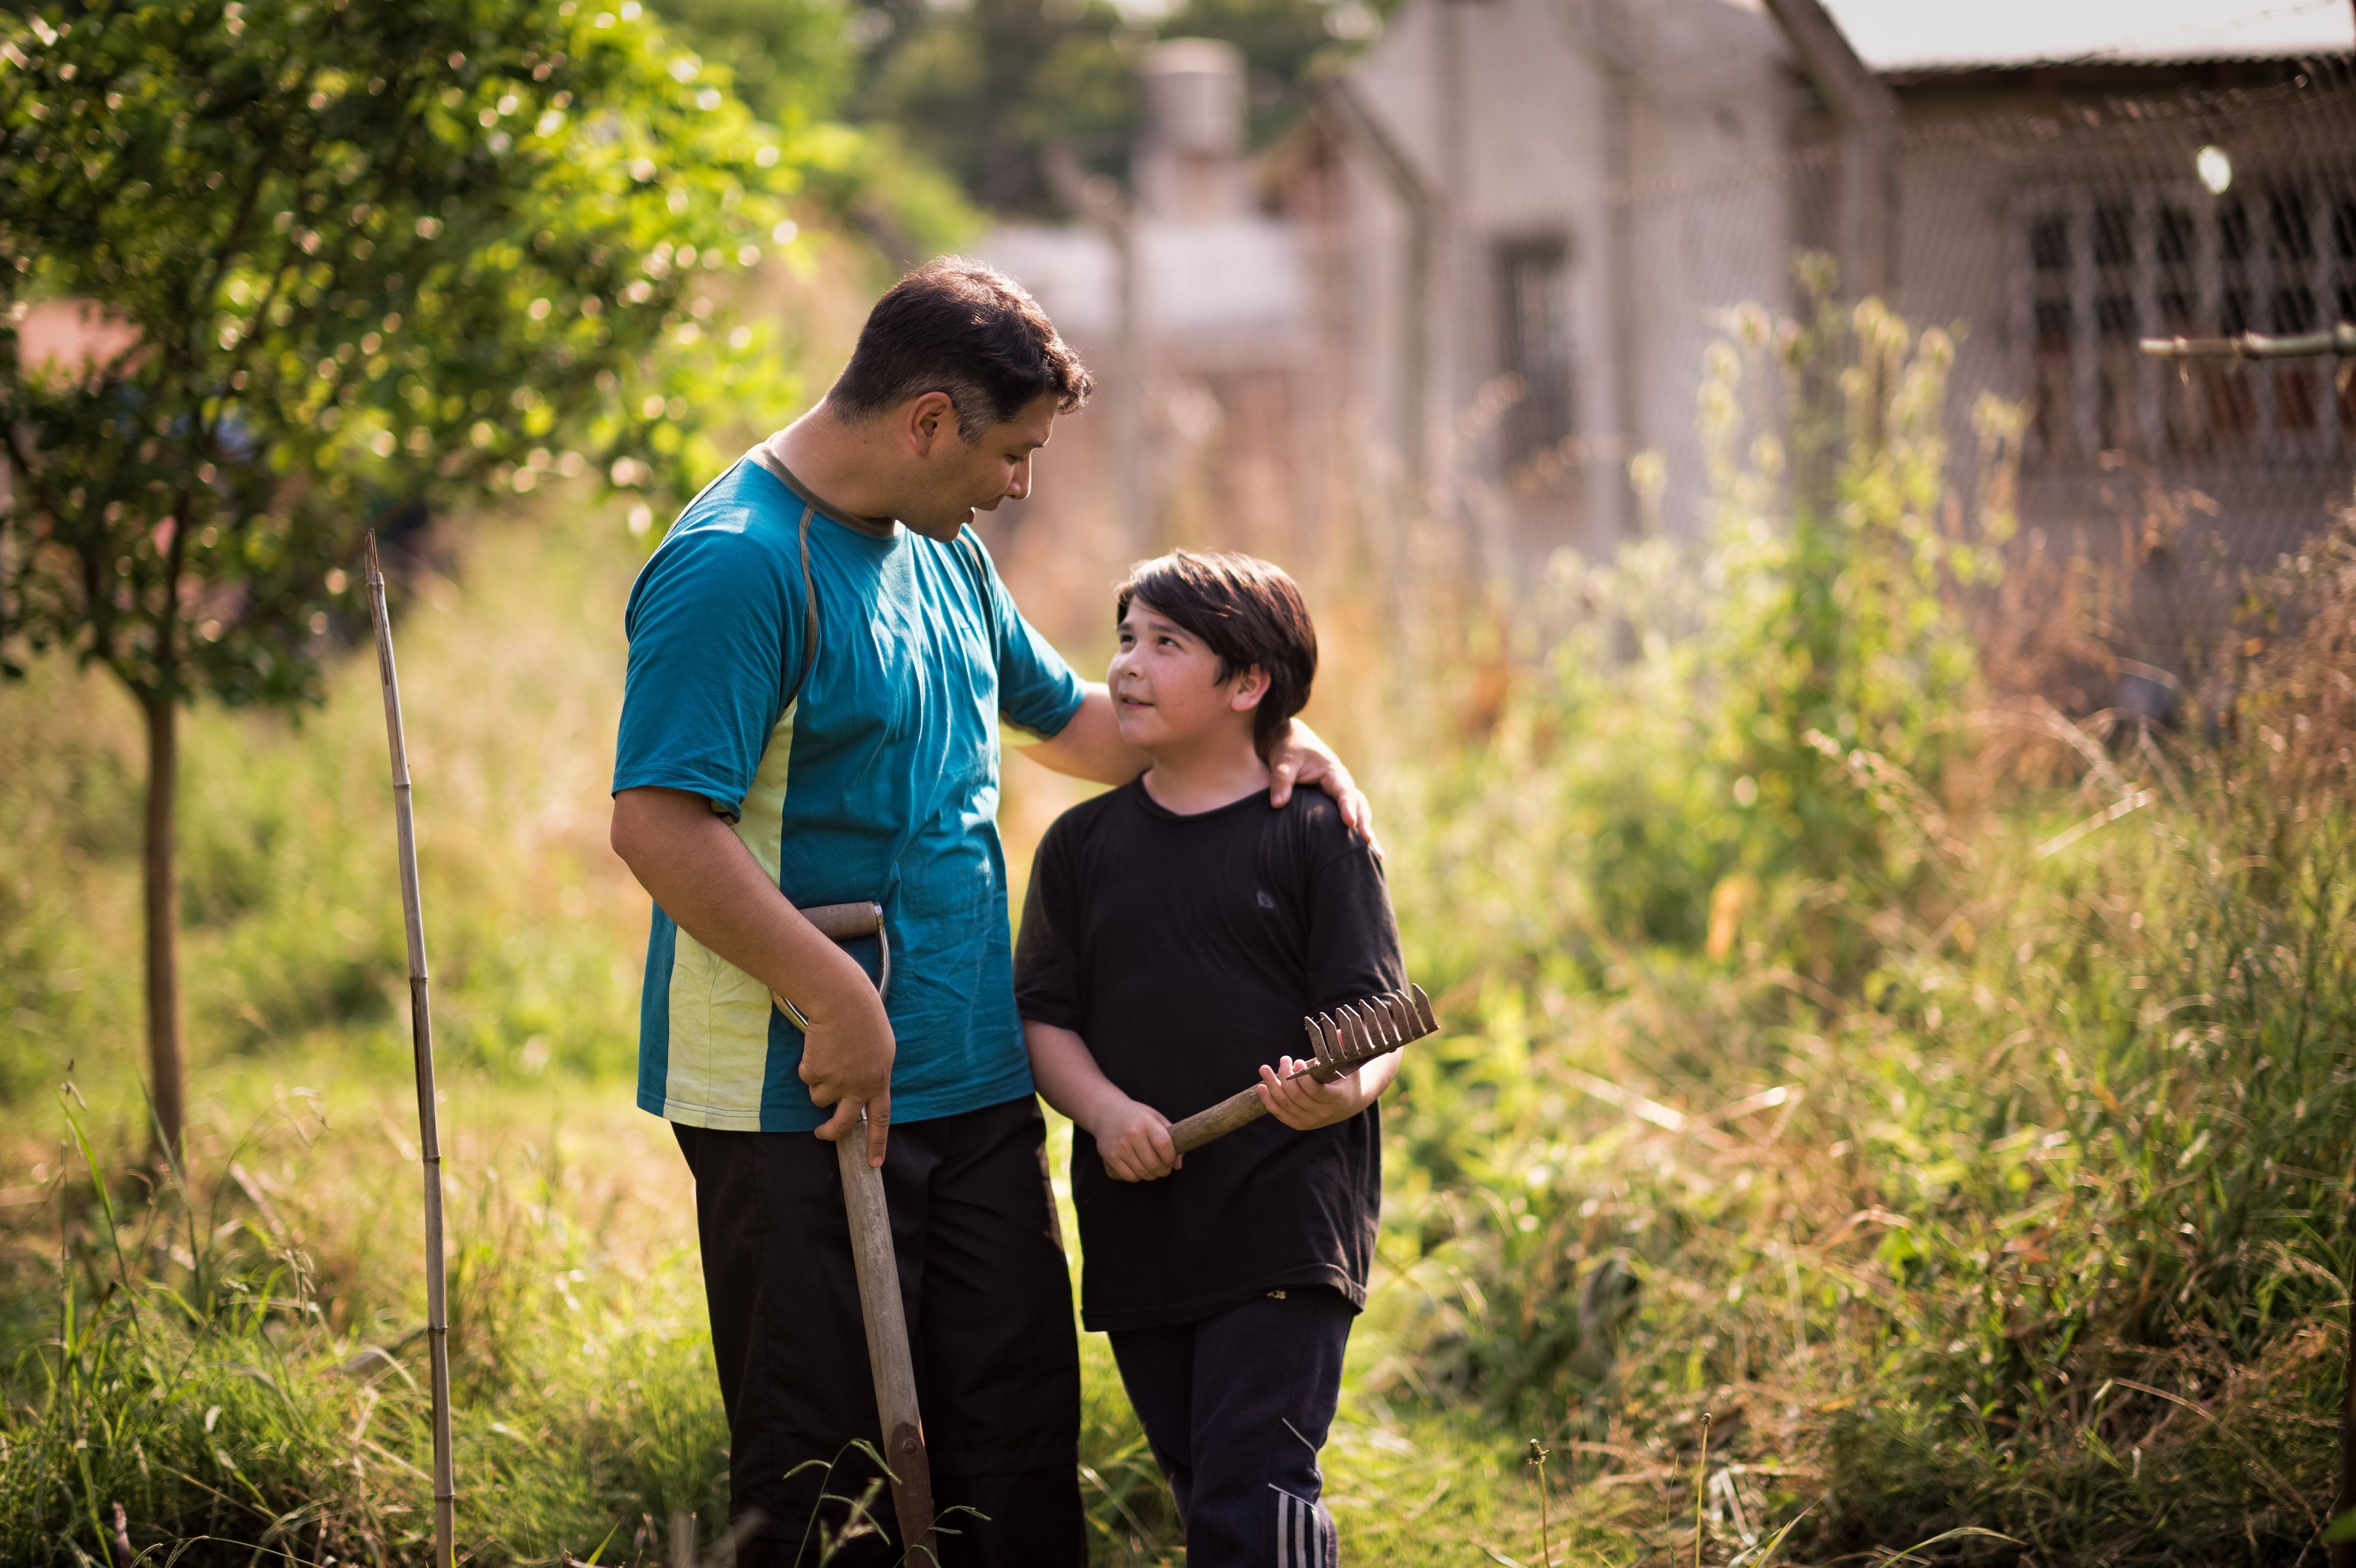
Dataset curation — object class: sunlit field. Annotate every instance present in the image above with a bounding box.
[0,501,1534,1566]
[3,304,2350,1566]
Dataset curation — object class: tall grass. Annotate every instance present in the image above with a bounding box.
[0,1072,1209,1564]
[0,509,707,1561]
[0,501,1204,1565]
[1,292,2350,1565]
[1359,297,2355,1563]
[1,1090,721,1562]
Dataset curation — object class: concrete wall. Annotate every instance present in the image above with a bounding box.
[1336,0,1803,561]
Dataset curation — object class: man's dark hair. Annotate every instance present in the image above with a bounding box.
[1116,550,1319,758]
[829,256,1091,440]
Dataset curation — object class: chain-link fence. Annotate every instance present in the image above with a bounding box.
[1901,56,2356,686]
[1423,52,2356,678]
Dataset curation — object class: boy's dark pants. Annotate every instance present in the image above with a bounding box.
[1109,1287,1351,1568]
[674,1098,1085,1568]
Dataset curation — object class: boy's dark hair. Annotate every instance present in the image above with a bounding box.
[1117,550,1318,757]
[829,256,1092,440]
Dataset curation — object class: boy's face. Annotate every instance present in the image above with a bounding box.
[1109,598,1269,756]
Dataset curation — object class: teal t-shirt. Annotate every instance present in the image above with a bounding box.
[613,448,1087,1131]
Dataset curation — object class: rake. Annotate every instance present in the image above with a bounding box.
[1167,984,1439,1155]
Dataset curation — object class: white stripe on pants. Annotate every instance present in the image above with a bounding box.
[1271,1485,1338,1568]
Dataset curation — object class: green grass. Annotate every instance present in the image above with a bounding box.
[0,499,1541,1565]
[1348,304,2356,1564]
[0,1061,1549,1566]
[2,298,2352,1565]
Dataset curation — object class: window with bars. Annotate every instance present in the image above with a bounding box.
[1495,234,1574,472]
[2022,180,2356,466]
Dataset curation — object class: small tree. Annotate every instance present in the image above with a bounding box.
[0,0,799,1155]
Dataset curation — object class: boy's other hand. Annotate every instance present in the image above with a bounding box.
[1092,1097,1182,1182]
[1266,720,1381,856]
[1256,1056,1371,1132]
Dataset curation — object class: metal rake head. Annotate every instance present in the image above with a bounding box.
[1301,983,1439,1073]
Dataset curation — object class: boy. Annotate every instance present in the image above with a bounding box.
[1014,550,1403,1568]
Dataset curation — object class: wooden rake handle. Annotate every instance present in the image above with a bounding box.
[1166,985,1438,1156]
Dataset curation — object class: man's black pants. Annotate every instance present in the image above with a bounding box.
[1108,1287,1352,1567]
[674,1097,1086,1567]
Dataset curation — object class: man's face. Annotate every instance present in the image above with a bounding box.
[897,391,1059,542]
[1108,598,1266,755]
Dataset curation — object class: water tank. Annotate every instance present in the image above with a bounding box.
[1139,39,1244,158]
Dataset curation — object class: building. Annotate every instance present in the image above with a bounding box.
[977,2,2356,680]
[1292,0,2356,671]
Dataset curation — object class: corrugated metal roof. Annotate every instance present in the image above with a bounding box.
[1819,0,2354,74]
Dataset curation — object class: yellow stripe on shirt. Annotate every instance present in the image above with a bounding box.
[660,701,796,1126]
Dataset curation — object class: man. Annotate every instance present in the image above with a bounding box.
[607,258,1370,1567]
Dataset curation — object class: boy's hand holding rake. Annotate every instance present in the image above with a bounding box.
[1086,1027,1422,1182]
[1255,1050,1391,1132]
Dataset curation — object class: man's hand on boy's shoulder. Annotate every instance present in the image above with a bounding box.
[1266,720,1381,857]
[1092,1096,1183,1183]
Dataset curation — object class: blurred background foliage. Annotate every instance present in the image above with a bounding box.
[1363,298,2354,1564]
[0,0,833,1164]
[656,0,1393,218]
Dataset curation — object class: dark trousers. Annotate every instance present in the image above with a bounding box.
[674,1098,1086,1567]
[1107,1288,1352,1568]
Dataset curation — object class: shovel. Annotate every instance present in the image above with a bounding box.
[772,901,934,1563]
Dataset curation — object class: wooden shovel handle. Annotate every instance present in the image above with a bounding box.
[800,900,883,942]
[784,902,930,1556]
[836,1117,935,1559]
[771,902,890,1027]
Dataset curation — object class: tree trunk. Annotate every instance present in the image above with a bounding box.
[141,693,184,1163]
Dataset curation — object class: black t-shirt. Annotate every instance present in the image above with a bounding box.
[1012,780,1405,1332]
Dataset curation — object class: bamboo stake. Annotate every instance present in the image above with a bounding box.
[363,532,456,1568]
[2333,1236,2355,1568]
[1526,1439,1551,1568]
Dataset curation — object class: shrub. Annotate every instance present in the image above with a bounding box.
[1366,296,2353,1562]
